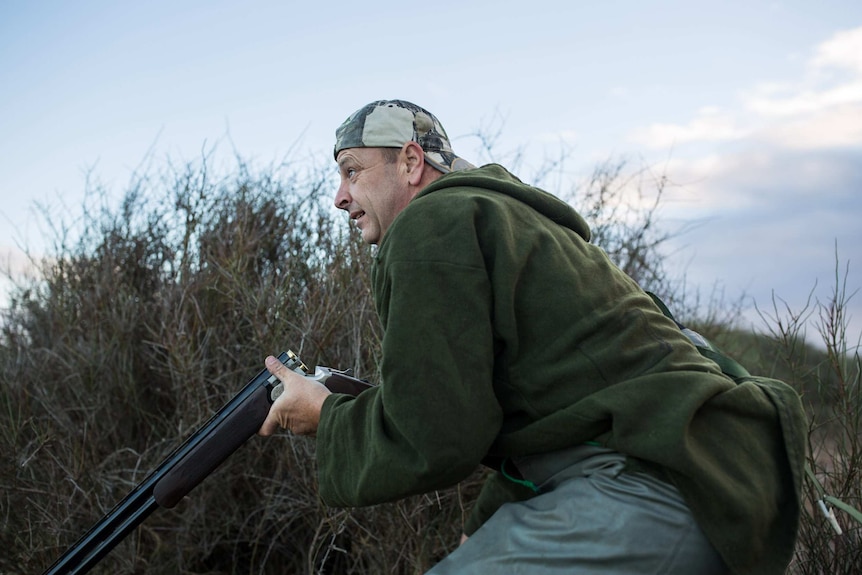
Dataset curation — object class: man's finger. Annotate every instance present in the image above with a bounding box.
[258,417,275,437]
[260,356,288,436]
[265,355,286,379]
[258,407,283,437]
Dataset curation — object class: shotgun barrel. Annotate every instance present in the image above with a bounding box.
[42,350,371,575]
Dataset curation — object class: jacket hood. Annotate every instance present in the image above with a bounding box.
[418,163,591,242]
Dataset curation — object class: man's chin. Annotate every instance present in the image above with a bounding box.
[360,228,379,245]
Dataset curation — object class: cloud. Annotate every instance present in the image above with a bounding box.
[744,28,862,150]
[633,26,862,345]
[638,26,862,250]
[0,244,33,277]
[0,243,38,309]
[745,82,862,118]
[659,143,862,346]
[745,25,862,119]
[629,107,750,149]
[759,103,862,149]
[631,26,862,153]
[811,26,862,74]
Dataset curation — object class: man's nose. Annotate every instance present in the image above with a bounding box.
[334,182,350,210]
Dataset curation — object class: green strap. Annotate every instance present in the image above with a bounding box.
[645,291,676,322]
[697,346,750,380]
[646,291,751,380]
[500,458,539,493]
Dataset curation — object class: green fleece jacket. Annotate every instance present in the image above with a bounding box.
[317,164,806,575]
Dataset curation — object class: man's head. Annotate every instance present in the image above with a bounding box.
[333,100,474,245]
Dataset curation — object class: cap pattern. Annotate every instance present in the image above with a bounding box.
[334,100,474,173]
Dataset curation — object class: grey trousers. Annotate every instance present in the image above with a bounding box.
[427,446,728,574]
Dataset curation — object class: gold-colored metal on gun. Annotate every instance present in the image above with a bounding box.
[268,350,311,402]
[285,350,310,374]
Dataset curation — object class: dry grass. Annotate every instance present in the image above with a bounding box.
[1,153,859,573]
[0,156,474,574]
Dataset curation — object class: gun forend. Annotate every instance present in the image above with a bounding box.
[152,384,270,507]
[152,351,309,508]
[154,352,373,508]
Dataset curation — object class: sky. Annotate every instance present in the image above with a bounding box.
[1,0,861,349]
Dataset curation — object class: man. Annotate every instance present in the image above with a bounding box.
[259,100,806,574]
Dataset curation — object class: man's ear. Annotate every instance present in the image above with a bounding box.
[401,141,427,186]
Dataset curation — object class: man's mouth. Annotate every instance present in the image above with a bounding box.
[350,210,365,221]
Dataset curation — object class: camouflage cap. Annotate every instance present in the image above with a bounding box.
[334,100,475,173]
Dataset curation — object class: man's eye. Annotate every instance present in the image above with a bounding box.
[346,168,357,179]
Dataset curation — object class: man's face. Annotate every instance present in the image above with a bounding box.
[334,147,412,245]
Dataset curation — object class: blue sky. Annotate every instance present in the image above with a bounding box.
[2,0,861,347]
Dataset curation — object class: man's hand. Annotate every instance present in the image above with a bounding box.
[258,355,332,437]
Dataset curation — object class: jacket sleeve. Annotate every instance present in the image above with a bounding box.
[315,199,504,507]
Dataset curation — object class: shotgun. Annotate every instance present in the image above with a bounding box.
[42,350,372,575]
